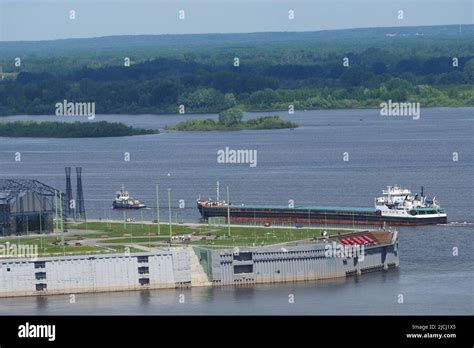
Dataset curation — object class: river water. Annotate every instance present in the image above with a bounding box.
[0,107,472,314]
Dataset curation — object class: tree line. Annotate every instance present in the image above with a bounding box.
[1,31,473,115]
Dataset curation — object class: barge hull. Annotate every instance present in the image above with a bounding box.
[198,206,447,226]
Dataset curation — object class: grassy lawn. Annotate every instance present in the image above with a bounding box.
[0,237,148,257]
[101,236,171,244]
[0,221,353,256]
[70,222,347,247]
[190,228,338,247]
[71,221,194,238]
[0,233,144,256]
[73,221,344,236]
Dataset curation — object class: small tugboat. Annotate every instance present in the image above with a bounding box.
[112,187,146,209]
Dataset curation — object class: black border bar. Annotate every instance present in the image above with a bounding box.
[0,315,472,346]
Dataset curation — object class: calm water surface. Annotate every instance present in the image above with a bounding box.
[0,108,472,314]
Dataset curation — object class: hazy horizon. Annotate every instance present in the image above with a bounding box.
[1,0,472,42]
[1,24,472,44]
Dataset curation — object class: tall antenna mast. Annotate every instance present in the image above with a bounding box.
[65,167,74,219]
[76,167,86,221]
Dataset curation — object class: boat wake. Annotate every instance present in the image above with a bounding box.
[441,222,474,227]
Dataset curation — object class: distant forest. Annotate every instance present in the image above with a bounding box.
[1,25,473,115]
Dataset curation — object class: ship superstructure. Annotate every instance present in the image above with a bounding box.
[112,187,146,209]
[375,185,444,219]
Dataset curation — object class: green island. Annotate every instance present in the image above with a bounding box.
[165,108,298,131]
[0,120,158,138]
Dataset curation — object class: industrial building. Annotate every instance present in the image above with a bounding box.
[0,179,61,236]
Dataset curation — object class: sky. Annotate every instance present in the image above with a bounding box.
[1,0,472,41]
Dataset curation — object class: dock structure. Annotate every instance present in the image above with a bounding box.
[0,230,399,298]
[201,230,398,285]
[0,179,61,236]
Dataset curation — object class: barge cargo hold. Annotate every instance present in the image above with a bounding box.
[197,185,447,226]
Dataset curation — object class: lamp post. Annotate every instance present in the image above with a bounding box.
[156,183,161,235]
[226,186,231,237]
[167,188,172,244]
